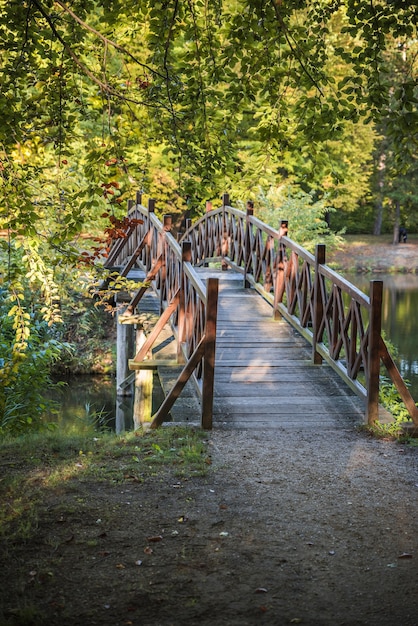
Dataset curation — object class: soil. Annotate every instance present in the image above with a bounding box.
[1,429,417,626]
[1,239,418,626]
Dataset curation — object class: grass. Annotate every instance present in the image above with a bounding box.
[340,234,418,246]
[0,426,210,542]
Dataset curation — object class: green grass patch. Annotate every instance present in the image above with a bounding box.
[0,426,210,542]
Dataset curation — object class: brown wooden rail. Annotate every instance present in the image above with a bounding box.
[105,193,218,429]
[180,193,418,427]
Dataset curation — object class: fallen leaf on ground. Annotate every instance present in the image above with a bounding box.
[398,553,413,559]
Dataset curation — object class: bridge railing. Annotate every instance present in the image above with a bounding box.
[180,193,418,427]
[105,194,218,429]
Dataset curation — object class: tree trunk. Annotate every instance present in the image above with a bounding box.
[392,199,400,245]
[373,153,386,235]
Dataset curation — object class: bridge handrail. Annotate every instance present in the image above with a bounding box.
[106,195,218,429]
[180,194,418,426]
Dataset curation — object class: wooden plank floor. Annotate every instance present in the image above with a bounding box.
[134,269,391,429]
[204,272,367,429]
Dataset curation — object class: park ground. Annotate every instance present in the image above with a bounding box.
[329,234,418,273]
[1,236,418,626]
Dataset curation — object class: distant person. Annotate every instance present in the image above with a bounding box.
[399,227,407,243]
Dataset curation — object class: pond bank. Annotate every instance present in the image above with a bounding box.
[328,236,418,274]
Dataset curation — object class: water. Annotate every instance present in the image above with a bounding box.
[47,375,134,433]
[47,373,165,433]
[342,272,418,400]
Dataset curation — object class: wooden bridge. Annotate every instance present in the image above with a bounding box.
[103,193,418,431]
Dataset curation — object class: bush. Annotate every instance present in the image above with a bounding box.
[256,185,345,252]
[0,289,71,435]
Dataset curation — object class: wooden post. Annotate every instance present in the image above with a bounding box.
[144,199,155,272]
[133,325,153,428]
[273,219,288,319]
[159,215,172,313]
[115,397,133,434]
[116,308,135,396]
[221,193,230,271]
[163,214,173,232]
[313,244,326,365]
[136,191,142,205]
[367,280,383,425]
[279,220,288,237]
[201,277,219,430]
[178,242,192,359]
[244,202,254,288]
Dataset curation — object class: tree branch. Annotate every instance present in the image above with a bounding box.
[30,0,171,111]
[269,0,325,97]
[54,0,166,80]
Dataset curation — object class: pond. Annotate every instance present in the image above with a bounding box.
[48,375,133,433]
[342,272,418,400]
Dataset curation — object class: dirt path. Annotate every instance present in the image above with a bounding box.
[2,428,417,626]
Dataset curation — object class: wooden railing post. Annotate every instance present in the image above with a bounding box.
[244,201,254,288]
[273,219,288,319]
[159,215,172,312]
[279,220,288,237]
[201,277,219,430]
[136,191,142,206]
[221,193,230,271]
[178,241,192,358]
[144,199,155,272]
[367,280,383,425]
[313,244,326,364]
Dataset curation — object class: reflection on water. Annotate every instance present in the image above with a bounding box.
[47,376,134,433]
[343,273,418,400]
[47,373,165,433]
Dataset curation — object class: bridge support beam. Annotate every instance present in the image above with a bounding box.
[116,307,135,396]
[133,326,153,427]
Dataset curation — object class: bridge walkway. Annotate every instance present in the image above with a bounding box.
[203,269,369,429]
[134,269,390,429]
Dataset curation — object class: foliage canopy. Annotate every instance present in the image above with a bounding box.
[0,0,417,429]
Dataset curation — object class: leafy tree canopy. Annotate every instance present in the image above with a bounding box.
[0,0,417,420]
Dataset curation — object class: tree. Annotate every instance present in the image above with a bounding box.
[1,0,417,429]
